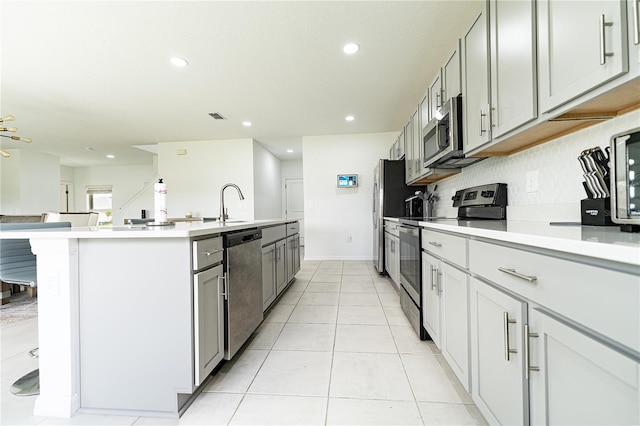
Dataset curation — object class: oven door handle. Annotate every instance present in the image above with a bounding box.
[398,225,419,237]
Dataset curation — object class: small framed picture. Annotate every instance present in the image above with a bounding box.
[337,174,358,188]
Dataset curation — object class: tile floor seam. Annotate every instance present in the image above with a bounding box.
[323,270,341,426]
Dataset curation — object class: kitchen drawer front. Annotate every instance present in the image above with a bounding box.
[286,222,299,236]
[421,229,467,268]
[262,225,286,246]
[469,239,640,352]
[385,220,400,237]
[192,237,223,271]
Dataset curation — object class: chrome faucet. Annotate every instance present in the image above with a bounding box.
[219,183,245,223]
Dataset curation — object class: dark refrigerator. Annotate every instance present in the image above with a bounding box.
[372,159,416,273]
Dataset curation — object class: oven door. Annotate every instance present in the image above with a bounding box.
[398,224,421,305]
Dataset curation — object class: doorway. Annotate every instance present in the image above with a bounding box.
[285,178,304,246]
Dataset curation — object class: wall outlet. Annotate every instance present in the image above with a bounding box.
[526,170,539,193]
[346,235,352,243]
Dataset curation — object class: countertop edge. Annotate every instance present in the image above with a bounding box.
[0,219,296,240]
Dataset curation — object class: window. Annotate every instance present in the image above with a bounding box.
[86,186,113,226]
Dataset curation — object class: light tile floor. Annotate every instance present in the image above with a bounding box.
[0,258,486,425]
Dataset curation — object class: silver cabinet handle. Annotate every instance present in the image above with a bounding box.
[503,312,517,361]
[436,92,441,110]
[430,265,436,291]
[498,267,537,283]
[635,0,640,45]
[428,241,442,248]
[204,249,223,256]
[219,275,228,301]
[600,14,614,65]
[524,325,540,380]
[436,270,443,295]
[479,109,486,136]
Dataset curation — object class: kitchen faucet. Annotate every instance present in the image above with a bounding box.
[220,183,245,223]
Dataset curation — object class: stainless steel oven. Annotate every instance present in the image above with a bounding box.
[398,221,427,340]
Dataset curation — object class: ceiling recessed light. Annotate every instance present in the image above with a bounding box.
[343,43,360,54]
[242,121,252,127]
[170,57,188,67]
[345,115,356,122]
[106,154,115,159]
[287,149,293,153]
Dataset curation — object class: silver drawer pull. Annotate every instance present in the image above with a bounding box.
[428,241,442,248]
[498,267,537,283]
[204,249,224,256]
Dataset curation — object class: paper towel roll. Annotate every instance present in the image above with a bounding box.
[154,179,168,223]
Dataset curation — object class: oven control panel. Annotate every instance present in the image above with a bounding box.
[452,183,507,208]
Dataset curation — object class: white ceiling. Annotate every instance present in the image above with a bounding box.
[1,1,481,167]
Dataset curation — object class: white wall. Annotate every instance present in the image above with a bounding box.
[157,139,255,220]
[72,164,156,225]
[303,132,396,260]
[253,141,282,219]
[0,149,60,215]
[430,109,640,222]
[282,160,303,179]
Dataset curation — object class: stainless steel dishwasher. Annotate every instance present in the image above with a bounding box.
[223,228,263,360]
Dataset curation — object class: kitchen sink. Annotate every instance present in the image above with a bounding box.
[168,217,219,223]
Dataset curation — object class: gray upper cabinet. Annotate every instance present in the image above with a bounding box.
[428,72,443,121]
[462,8,492,154]
[398,129,405,160]
[538,0,629,113]
[443,41,462,100]
[404,120,413,183]
[489,0,537,138]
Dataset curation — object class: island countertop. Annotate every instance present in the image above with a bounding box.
[0,219,292,239]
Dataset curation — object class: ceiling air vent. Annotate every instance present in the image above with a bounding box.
[208,112,226,120]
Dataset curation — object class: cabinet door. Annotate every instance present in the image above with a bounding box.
[275,239,287,295]
[462,9,492,153]
[538,0,628,113]
[262,244,276,311]
[422,252,441,348]
[443,42,462,100]
[470,277,527,425]
[384,232,392,277]
[286,235,295,283]
[440,262,470,391]
[293,234,300,275]
[398,129,405,160]
[528,308,640,425]
[419,93,429,145]
[410,108,421,180]
[489,0,537,138]
[404,121,413,183]
[390,235,399,285]
[193,264,224,386]
[429,72,443,120]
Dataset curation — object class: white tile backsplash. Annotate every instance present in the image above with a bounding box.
[431,110,640,222]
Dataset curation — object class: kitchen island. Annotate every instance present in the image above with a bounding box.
[1,219,299,419]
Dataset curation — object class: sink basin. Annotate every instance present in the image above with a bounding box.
[221,220,246,224]
[168,217,219,223]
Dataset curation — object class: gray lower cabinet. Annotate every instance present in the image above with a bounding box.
[262,244,277,311]
[193,263,224,386]
[470,277,528,425]
[261,222,300,312]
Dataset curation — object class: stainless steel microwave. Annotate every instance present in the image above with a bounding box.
[423,95,484,169]
[610,127,640,231]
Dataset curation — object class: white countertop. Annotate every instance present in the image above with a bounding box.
[385,217,640,267]
[0,219,292,240]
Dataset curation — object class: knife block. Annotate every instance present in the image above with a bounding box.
[580,198,614,226]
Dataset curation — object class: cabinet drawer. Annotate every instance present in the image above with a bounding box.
[192,237,223,271]
[421,229,467,267]
[262,225,286,246]
[469,239,640,352]
[286,222,299,236]
[385,221,400,237]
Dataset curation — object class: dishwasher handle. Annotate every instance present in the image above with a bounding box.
[224,228,262,247]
